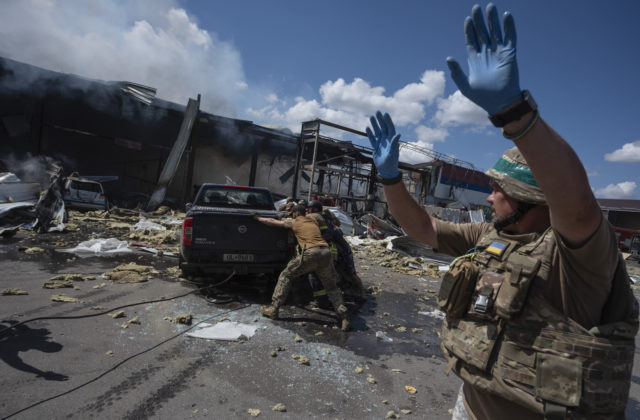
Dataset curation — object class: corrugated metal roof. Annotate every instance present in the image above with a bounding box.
[597,199,640,212]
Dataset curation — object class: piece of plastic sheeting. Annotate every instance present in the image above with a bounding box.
[419,309,446,320]
[186,321,258,341]
[60,238,132,256]
[133,219,166,231]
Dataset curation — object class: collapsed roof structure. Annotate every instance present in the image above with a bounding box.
[0,56,492,217]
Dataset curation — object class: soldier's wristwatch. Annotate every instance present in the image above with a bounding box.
[489,90,537,128]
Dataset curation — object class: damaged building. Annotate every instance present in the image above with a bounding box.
[0,56,491,218]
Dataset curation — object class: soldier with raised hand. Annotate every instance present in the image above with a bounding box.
[366,3,637,419]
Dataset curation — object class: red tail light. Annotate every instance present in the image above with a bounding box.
[183,217,193,246]
[99,193,104,199]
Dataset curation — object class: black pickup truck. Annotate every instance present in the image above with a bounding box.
[179,184,293,277]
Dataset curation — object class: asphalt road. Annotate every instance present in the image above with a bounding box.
[1,219,640,419]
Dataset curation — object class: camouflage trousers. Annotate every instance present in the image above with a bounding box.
[271,246,345,316]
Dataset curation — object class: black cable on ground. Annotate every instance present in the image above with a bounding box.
[1,303,250,420]
[0,271,237,337]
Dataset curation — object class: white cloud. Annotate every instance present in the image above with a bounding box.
[434,91,488,126]
[594,181,637,199]
[604,141,640,162]
[399,140,439,164]
[415,125,448,144]
[0,0,246,116]
[251,70,447,133]
[393,70,445,105]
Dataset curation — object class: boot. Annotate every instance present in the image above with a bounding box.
[335,304,351,331]
[340,317,352,332]
[260,305,279,320]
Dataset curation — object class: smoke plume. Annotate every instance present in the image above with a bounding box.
[0,0,247,117]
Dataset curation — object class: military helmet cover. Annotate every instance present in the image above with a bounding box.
[485,147,546,205]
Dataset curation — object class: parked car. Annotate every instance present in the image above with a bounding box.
[62,176,108,211]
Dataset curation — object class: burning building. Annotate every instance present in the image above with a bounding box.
[0,55,491,217]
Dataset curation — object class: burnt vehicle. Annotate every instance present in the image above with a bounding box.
[179,184,293,277]
[62,176,108,211]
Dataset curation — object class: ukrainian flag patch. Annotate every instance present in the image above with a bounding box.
[486,241,508,256]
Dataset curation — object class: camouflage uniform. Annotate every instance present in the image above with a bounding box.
[261,213,349,330]
[271,245,344,311]
[436,147,638,419]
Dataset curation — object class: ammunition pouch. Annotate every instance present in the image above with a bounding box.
[438,254,478,318]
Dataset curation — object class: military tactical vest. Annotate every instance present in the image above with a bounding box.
[438,227,638,419]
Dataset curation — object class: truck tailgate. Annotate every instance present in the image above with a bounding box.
[185,208,290,265]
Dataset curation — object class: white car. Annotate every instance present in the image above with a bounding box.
[62,177,108,210]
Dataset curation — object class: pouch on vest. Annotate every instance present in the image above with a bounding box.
[495,253,540,319]
[438,255,479,319]
[535,353,582,409]
[468,271,503,320]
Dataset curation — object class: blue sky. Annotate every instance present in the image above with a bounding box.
[1,0,639,199]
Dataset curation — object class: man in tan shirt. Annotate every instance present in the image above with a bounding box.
[365,4,636,419]
[256,204,351,331]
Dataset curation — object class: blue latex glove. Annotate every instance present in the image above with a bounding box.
[446,3,522,115]
[366,111,401,179]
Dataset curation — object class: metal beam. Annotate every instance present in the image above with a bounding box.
[147,95,200,210]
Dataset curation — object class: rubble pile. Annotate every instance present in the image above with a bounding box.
[65,208,183,254]
[349,237,442,278]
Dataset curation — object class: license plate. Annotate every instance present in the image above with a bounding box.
[223,254,255,262]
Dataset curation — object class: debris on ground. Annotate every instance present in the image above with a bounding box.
[271,403,287,412]
[367,375,377,384]
[132,218,166,231]
[401,409,412,414]
[90,306,106,310]
[292,354,310,365]
[43,279,74,289]
[186,321,257,341]
[104,263,155,283]
[375,331,393,342]
[355,367,364,374]
[419,309,445,320]
[61,238,132,256]
[172,313,193,325]
[405,385,417,394]
[48,273,85,283]
[106,350,114,356]
[294,335,303,342]
[24,247,44,254]
[51,294,81,303]
[247,408,261,417]
[385,410,399,419]
[1,288,28,295]
[108,310,126,319]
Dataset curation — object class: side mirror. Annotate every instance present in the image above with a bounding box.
[185,203,192,211]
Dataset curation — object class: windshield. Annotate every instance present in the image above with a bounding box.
[196,186,275,210]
